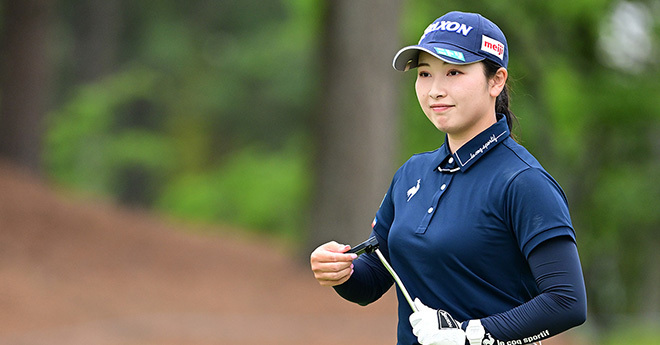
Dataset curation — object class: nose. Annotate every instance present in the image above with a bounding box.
[429,78,446,99]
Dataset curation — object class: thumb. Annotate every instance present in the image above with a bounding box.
[413,298,429,312]
[409,298,424,327]
[324,241,351,253]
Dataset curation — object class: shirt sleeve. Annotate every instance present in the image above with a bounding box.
[506,168,575,258]
[479,236,587,342]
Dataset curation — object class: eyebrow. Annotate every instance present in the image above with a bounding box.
[416,60,453,68]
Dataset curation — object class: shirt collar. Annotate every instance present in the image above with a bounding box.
[435,115,510,173]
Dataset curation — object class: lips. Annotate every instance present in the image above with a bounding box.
[430,104,454,112]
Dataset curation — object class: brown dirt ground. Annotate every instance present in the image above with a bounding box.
[0,160,583,344]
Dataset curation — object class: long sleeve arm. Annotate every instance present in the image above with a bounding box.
[333,231,394,306]
[479,236,587,342]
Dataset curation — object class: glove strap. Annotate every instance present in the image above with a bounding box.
[465,319,485,345]
[437,310,461,328]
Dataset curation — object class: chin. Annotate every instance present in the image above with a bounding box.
[433,123,450,132]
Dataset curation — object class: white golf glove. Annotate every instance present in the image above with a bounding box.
[409,298,466,345]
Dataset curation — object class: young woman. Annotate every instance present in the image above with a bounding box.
[310,11,586,345]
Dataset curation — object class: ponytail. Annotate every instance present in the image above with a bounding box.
[483,60,518,139]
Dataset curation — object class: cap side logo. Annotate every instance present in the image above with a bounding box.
[481,35,505,60]
[434,47,465,62]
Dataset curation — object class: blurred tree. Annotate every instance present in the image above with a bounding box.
[0,0,55,174]
[70,0,122,83]
[70,0,156,206]
[46,0,319,239]
[304,0,403,253]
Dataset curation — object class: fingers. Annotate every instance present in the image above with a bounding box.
[414,298,429,312]
[310,241,358,287]
[315,264,353,286]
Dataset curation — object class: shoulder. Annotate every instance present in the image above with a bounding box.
[405,147,443,166]
[475,138,567,202]
[483,138,550,182]
[499,139,564,190]
[499,138,544,170]
[394,148,442,178]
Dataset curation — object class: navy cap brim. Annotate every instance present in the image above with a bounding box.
[392,44,485,71]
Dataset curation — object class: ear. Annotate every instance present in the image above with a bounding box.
[489,67,507,98]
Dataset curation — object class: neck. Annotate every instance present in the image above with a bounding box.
[446,113,497,153]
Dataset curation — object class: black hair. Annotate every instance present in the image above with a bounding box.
[482,59,518,139]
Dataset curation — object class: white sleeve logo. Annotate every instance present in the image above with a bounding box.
[481,35,505,60]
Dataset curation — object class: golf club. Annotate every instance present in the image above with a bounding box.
[349,237,418,312]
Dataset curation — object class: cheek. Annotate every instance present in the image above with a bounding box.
[461,81,489,104]
[415,79,427,102]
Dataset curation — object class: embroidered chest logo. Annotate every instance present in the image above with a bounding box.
[406,179,421,202]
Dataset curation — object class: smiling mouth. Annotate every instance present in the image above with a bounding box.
[430,104,453,112]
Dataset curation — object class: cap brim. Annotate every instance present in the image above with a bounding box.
[392,44,485,71]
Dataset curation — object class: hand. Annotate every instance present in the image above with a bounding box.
[409,298,466,345]
[310,241,358,286]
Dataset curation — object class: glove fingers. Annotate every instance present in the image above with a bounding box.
[417,329,466,345]
[409,312,420,327]
[414,297,432,312]
[416,328,435,344]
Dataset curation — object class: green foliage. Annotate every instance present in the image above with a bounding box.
[156,137,311,241]
[45,0,321,241]
[46,66,174,196]
[541,58,590,163]
[601,321,657,345]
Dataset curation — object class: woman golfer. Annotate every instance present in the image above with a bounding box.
[310,11,587,345]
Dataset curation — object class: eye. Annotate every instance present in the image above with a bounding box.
[418,71,431,78]
[447,69,462,76]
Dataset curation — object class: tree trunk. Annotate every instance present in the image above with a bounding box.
[304,1,403,255]
[72,0,122,82]
[0,0,54,174]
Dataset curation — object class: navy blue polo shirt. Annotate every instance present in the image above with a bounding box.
[342,116,575,344]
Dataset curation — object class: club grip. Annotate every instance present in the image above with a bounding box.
[347,236,379,256]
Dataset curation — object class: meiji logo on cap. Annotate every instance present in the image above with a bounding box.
[481,35,505,60]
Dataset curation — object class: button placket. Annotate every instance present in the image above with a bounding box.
[415,174,453,234]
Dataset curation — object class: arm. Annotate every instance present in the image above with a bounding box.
[477,236,587,342]
[309,232,393,306]
[333,231,394,306]
[410,236,587,345]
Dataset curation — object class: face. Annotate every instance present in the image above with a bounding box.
[415,52,506,148]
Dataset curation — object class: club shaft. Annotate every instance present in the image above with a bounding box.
[374,248,418,312]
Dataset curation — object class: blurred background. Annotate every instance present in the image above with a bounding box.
[0,0,658,344]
